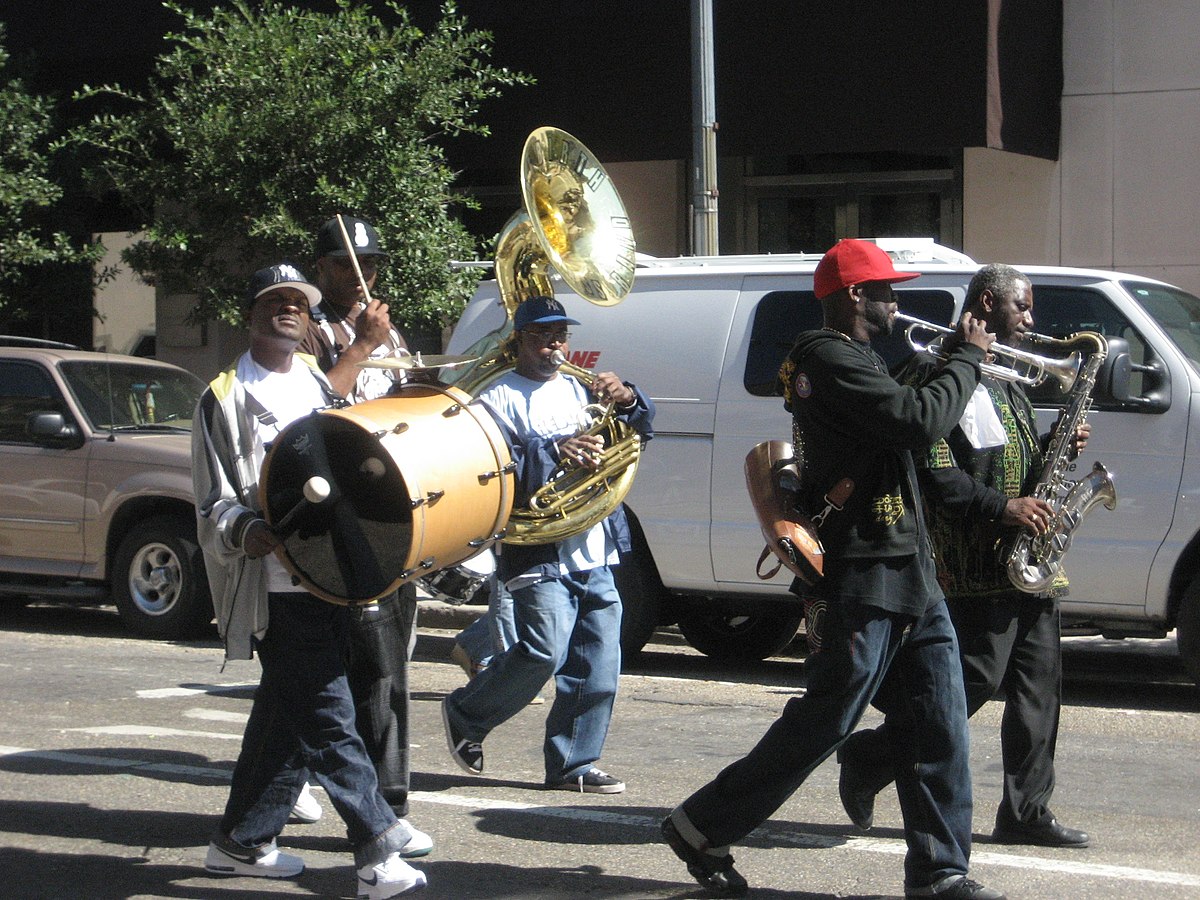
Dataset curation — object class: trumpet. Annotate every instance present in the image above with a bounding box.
[895,312,1081,391]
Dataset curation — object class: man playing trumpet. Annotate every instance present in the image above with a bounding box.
[837,263,1092,849]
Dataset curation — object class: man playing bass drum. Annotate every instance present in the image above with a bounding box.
[837,264,1092,849]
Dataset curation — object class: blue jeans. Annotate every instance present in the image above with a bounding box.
[456,574,517,669]
[843,593,1063,831]
[444,566,622,781]
[219,593,409,867]
[676,598,972,890]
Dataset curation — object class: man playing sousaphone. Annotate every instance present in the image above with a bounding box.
[441,296,655,793]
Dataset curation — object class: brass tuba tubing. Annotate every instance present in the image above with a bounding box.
[895,312,1080,391]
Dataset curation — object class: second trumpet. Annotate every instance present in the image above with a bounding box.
[895,312,1081,391]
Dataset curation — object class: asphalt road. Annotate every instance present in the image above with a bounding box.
[1,597,1198,899]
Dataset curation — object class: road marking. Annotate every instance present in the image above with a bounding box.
[137,683,256,699]
[184,708,249,723]
[1,743,1196,889]
[0,745,229,780]
[65,725,241,740]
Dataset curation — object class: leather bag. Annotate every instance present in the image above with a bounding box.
[744,440,825,586]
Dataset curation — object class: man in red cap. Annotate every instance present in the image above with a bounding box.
[662,239,1005,900]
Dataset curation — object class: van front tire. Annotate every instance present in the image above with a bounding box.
[676,605,804,662]
[1177,577,1200,688]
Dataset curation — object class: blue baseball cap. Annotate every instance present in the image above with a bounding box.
[513,296,580,330]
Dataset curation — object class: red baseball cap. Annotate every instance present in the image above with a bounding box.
[813,239,920,300]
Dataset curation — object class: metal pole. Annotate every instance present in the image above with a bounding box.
[690,0,719,255]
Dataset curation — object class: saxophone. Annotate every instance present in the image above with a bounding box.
[1006,331,1117,592]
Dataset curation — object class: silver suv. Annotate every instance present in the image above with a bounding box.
[0,338,211,638]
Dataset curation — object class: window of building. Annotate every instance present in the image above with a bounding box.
[740,152,962,255]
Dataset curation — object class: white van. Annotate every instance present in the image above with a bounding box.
[447,240,1200,687]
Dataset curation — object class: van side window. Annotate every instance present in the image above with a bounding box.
[0,361,66,443]
[745,291,821,395]
[743,289,956,396]
[1027,287,1147,406]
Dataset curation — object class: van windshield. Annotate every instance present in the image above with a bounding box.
[1123,281,1200,369]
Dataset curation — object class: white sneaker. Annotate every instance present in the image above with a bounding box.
[205,837,304,878]
[290,781,323,823]
[398,820,433,858]
[356,851,427,898]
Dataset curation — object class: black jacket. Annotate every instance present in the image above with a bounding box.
[780,330,984,561]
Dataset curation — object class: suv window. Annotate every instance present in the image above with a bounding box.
[0,361,67,443]
[60,361,203,430]
[745,289,956,395]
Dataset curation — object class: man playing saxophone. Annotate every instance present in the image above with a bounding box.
[837,263,1092,849]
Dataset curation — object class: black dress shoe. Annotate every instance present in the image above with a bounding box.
[836,743,882,831]
[906,875,1006,899]
[992,816,1090,848]
[661,817,749,897]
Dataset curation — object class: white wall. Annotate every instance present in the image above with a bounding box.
[962,2,1200,297]
[93,231,155,354]
[962,148,1061,264]
[606,159,687,258]
[1059,0,1200,294]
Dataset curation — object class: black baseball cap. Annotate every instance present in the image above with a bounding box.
[246,263,321,307]
[316,216,386,258]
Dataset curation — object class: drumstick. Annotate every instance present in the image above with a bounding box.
[335,213,374,304]
[274,476,332,538]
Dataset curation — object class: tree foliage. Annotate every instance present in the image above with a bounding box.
[0,24,105,326]
[68,0,529,331]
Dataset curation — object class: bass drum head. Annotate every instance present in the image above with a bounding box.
[262,413,413,604]
[260,384,514,605]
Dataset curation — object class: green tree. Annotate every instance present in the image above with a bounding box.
[69,0,529,333]
[0,24,106,330]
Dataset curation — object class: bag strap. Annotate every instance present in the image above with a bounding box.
[811,476,856,527]
[756,546,784,579]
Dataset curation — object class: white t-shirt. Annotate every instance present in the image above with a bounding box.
[478,370,618,585]
[237,353,330,592]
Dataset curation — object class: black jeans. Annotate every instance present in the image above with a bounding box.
[345,583,417,815]
[220,592,401,860]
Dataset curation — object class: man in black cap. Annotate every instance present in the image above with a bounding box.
[441,296,655,793]
[193,264,427,897]
[661,240,1004,900]
[293,217,429,855]
[299,215,409,402]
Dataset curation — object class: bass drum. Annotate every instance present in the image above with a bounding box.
[260,383,514,605]
[417,547,495,606]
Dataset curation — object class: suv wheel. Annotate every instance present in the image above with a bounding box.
[676,605,805,662]
[113,515,213,639]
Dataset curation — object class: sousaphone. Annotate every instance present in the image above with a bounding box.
[445,126,641,545]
